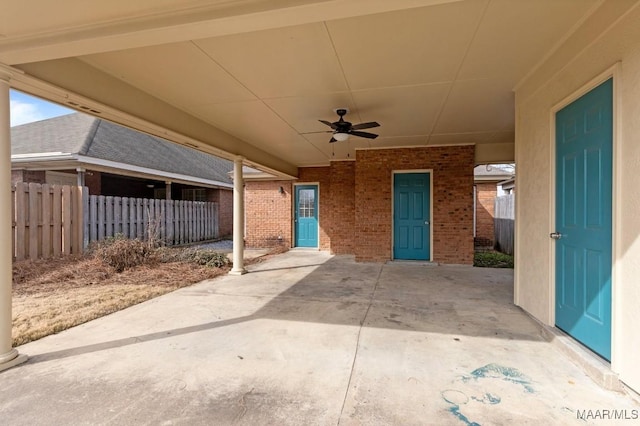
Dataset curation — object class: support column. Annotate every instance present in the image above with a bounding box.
[76,167,86,187]
[0,70,27,371]
[165,181,172,200]
[229,156,246,275]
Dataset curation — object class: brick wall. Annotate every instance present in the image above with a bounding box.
[244,181,292,248]
[218,189,233,237]
[475,182,496,247]
[326,161,355,254]
[11,169,46,184]
[355,146,475,264]
[244,146,474,264]
[85,170,101,195]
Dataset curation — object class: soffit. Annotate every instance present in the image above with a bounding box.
[4,0,603,170]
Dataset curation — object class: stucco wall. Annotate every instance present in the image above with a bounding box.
[515,1,640,391]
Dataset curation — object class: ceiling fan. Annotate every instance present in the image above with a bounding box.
[318,108,380,143]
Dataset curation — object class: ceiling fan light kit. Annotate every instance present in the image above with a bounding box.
[318,108,380,143]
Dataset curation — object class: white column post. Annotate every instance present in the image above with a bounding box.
[76,167,86,187]
[230,156,246,275]
[165,181,172,200]
[0,70,27,371]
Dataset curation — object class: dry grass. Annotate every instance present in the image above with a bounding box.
[11,246,247,347]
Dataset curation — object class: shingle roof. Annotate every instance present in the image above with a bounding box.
[11,113,233,184]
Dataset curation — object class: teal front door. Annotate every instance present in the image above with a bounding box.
[393,173,430,260]
[555,78,613,360]
[295,185,318,248]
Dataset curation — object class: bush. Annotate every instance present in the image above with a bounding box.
[153,247,230,269]
[93,236,151,272]
[474,251,514,268]
[181,249,230,268]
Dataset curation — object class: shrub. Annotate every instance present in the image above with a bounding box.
[94,236,151,272]
[474,251,514,268]
[182,249,230,268]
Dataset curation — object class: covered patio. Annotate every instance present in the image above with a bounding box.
[2,0,640,396]
[0,251,637,424]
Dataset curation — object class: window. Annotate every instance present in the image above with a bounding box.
[298,189,315,218]
[181,188,207,201]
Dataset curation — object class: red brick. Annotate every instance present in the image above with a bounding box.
[244,146,475,265]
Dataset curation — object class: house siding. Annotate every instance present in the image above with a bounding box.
[475,182,496,247]
[245,146,474,264]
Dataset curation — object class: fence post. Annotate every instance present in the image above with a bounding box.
[52,186,62,256]
[28,183,39,259]
[83,187,89,250]
[14,183,26,260]
[62,185,72,255]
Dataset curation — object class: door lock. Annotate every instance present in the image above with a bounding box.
[550,232,563,240]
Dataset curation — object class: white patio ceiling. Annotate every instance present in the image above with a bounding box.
[0,0,601,176]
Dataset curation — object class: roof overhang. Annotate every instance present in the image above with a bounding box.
[12,154,233,189]
[2,0,629,173]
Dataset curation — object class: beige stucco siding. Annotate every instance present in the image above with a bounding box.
[515,3,640,392]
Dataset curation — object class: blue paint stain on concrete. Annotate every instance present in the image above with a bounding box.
[442,364,535,425]
[448,405,481,426]
[462,363,535,393]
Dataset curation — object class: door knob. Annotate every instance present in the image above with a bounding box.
[550,232,563,240]
[425,221,430,225]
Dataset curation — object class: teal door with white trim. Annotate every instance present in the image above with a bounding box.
[555,78,613,360]
[295,185,318,248]
[393,173,430,260]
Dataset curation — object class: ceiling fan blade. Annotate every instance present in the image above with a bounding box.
[350,130,378,139]
[351,121,380,130]
[329,137,337,143]
[319,120,337,129]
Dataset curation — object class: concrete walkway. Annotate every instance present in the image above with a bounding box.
[1,251,638,425]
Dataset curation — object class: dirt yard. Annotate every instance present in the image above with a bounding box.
[11,254,229,347]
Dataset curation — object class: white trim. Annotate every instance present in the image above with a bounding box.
[293,182,320,250]
[12,152,75,161]
[549,63,620,366]
[391,169,434,262]
[56,154,232,189]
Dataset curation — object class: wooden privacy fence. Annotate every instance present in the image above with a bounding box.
[86,195,219,246]
[494,194,514,255]
[12,182,86,260]
[12,183,221,260]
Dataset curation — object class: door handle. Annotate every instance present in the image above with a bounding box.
[550,232,563,240]
[425,221,430,225]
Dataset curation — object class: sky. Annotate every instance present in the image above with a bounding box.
[10,90,74,127]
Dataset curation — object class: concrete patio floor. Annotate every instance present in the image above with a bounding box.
[1,251,638,425]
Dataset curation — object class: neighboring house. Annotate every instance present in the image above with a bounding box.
[10,113,234,236]
[473,164,515,248]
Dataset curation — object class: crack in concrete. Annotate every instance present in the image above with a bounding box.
[337,263,384,425]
